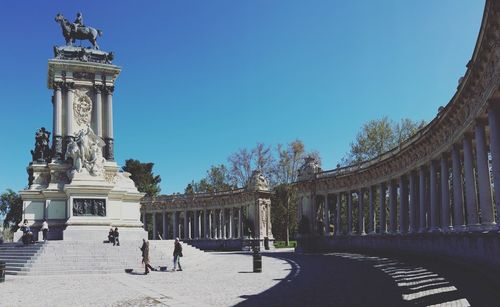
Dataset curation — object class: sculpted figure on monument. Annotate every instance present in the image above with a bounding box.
[72,12,85,31]
[247,170,270,191]
[297,155,321,181]
[55,13,103,50]
[67,126,106,177]
[66,138,82,173]
[31,127,51,163]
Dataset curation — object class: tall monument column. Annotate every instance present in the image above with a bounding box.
[64,82,75,154]
[93,85,103,138]
[104,85,114,161]
[52,82,63,160]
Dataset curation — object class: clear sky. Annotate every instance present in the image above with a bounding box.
[0,0,485,195]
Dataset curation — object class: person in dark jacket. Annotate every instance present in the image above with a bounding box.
[108,228,114,244]
[113,227,120,246]
[173,238,183,271]
[140,239,156,274]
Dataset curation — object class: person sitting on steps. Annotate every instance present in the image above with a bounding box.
[20,219,33,245]
[108,227,114,244]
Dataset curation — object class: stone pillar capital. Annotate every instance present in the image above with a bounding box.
[53,81,64,90]
[93,84,104,93]
[62,81,75,91]
[104,85,115,95]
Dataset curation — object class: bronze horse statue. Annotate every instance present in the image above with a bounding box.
[55,13,102,50]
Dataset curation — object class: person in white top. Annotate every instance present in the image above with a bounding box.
[41,219,49,242]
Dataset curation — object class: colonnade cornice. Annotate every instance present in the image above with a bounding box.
[141,188,271,212]
[295,1,500,194]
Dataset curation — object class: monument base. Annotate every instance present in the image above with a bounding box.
[18,160,146,242]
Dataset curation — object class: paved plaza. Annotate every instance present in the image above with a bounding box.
[2,249,499,306]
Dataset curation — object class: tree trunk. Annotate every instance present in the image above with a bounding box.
[285,194,290,246]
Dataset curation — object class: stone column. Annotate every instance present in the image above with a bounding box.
[213,209,219,239]
[162,211,168,240]
[52,82,63,160]
[208,210,213,239]
[204,209,209,239]
[142,212,147,230]
[229,207,234,239]
[463,133,479,228]
[389,180,397,234]
[379,183,387,234]
[93,85,103,137]
[335,193,342,235]
[488,101,500,230]
[451,144,465,230]
[419,166,427,232]
[238,207,243,238]
[64,82,75,154]
[408,171,417,233]
[475,120,495,228]
[440,154,451,231]
[103,86,114,161]
[323,195,330,236]
[194,210,199,239]
[184,210,189,240]
[358,189,365,235]
[219,209,223,239]
[172,211,178,239]
[368,186,375,234]
[152,213,157,239]
[222,208,227,239]
[347,192,353,235]
[399,175,408,234]
[429,160,439,231]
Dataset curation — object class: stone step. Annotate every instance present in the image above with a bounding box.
[1,240,206,276]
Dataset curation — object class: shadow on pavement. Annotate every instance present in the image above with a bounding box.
[235,251,500,307]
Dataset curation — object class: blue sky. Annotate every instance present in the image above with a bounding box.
[0,0,485,195]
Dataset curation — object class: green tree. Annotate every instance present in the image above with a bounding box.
[1,189,23,232]
[122,159,162,197]
[342,117,425,165]
[186,164,236,193]
[228,143,274,188]
[271,184,298,244]
[270,139,319,245]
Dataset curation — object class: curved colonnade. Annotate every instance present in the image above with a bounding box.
[296,0,500,269]
[140,185,273,250]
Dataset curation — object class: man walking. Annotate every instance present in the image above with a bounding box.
[140,239,156,274]
[173,238,183,271]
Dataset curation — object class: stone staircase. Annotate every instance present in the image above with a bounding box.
[0,242,45,275]
[0,240,208,276]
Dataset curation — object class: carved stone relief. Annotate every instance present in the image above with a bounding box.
[73,90,93,126]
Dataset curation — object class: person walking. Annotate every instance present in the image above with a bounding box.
[140,239,156,274]
[41,219,49,242]
[173,238,183,271]
[113,227,120,246]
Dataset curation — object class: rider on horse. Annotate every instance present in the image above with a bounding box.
[72,12,84,32]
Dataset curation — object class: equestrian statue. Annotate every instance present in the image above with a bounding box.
[55,12,103,50]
